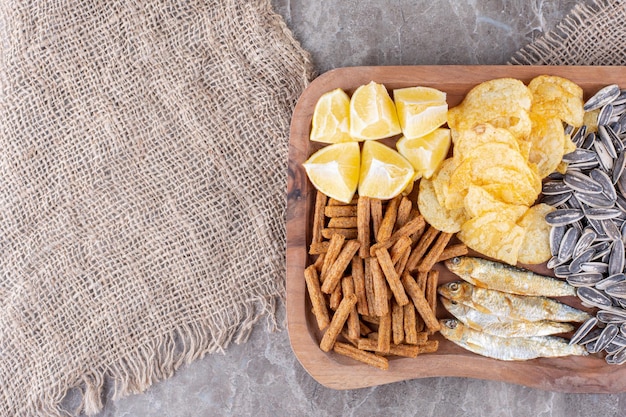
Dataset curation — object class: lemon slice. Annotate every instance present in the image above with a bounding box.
[310,88,354,143]
[358,141,414,200]
[396,128,451,180]
[393,86,448,139]
[350,81,401,140]
[303,142,360,203]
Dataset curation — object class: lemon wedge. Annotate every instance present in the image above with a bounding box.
[396,128,451,180]
[350,81,401,140]
[393,86,448,139]
[358,141,414,200]
[310,88,354,143]
[303,142,361,203]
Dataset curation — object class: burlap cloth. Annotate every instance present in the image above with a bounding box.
[0,0,624,415]
[0,0,312,415]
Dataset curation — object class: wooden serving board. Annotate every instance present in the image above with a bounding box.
[286,65,626,392]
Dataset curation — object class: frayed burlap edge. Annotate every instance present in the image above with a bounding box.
[509,0,626,65]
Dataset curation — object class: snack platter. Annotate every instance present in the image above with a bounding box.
[286,65,626,392]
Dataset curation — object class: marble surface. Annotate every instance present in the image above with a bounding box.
[91,1,626,416]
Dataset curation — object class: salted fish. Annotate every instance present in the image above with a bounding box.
[445,256,576,297]
[441,297,575,337]
[438,281,591,323]
[439,319,588,361]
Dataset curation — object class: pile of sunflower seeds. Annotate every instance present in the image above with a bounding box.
[541,84,626,365]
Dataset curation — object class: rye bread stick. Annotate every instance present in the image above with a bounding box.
[312,191,327,245]
[395,247,411,276]
[426,270,439,313]
[375,247,409,306]
[322,228,358,240]
[320,233,345,282]
[377,307,392,354]
[364,257,376,316]
[395,196,413,229]
[370,214,425,257]
[329,281,342,310]
[370,198,383,239]
[309,241,330,255]
[328,196,358,206]
[320,294,357,352]
[401,272,440,332]
[376,195,401,242]
[356,338,420,358]
[406,226,440,272]
[370,257,389,317]
[436,243,469,262]
[324,205,358,217]
[333,341,388,370]
[321,239,360,294]
[418,340,439,354]
[417,232,453,272]
[304,265,330,330]
[342,276,360,341]
[351,256,369,316]
[357,195,371,258]
[328,216,358,229]
[403,303,418,345]
[391,298,404,345]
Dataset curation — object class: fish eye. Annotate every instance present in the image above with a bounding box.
[449,282,459,292]
[450,257,461,265]
[444,320,458,329]
[450,300,458,305]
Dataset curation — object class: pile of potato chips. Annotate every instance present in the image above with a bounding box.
[418,76,584,265]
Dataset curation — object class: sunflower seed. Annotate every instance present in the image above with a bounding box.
[554,264,572,278]
[613,152,626,184]
[570,248,597,273]
[607,348,626,364]
[596,273,626,290]
[575,191,615,208]
[558,227,581,262]
[584,207,623,220]
[609,239,625,276]
[603,219,622,241]
[598,105,615,128]
[546,256,567,269]
[581,132,596,149]
[566,271,603,287]
[542,180,570,195]
[591,168,617,199]
[573,227,597,257]
[571,125,588,147]
[597,309,626,323]
[585,84,621,111]
[581,262,609,274]
[562,149,597,164]
[596,324,620,352]
[550,225,567,256]
[606,280,626,299]
[614,90,626,106]
[580,327,603,346]
[541,192,572,207]
[545,209,585,226]
[606,124,625,153]
[570,317,599,345]
[577,286,612,308]
[594,139,615,172]
[564,171,603,194]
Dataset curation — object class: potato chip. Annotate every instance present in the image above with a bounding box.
[430,158,457,207]
[516,203,555,265]
[463,185,528,219]
[583,108,600,133]
[458,209,527,265]
[527,113,566,179]
[528,75,584,127]
[448,78,533,140]
[452,124,521,163]
[417,177,466,233]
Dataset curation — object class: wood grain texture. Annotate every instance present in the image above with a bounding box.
[286,65,626,392]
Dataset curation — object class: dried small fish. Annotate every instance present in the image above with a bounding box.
[438,281,591,323]
[439,319,587,361]
[441,298,574,338]
[445,256,576,297]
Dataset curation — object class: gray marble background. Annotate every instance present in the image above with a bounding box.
[91,1,626,416]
